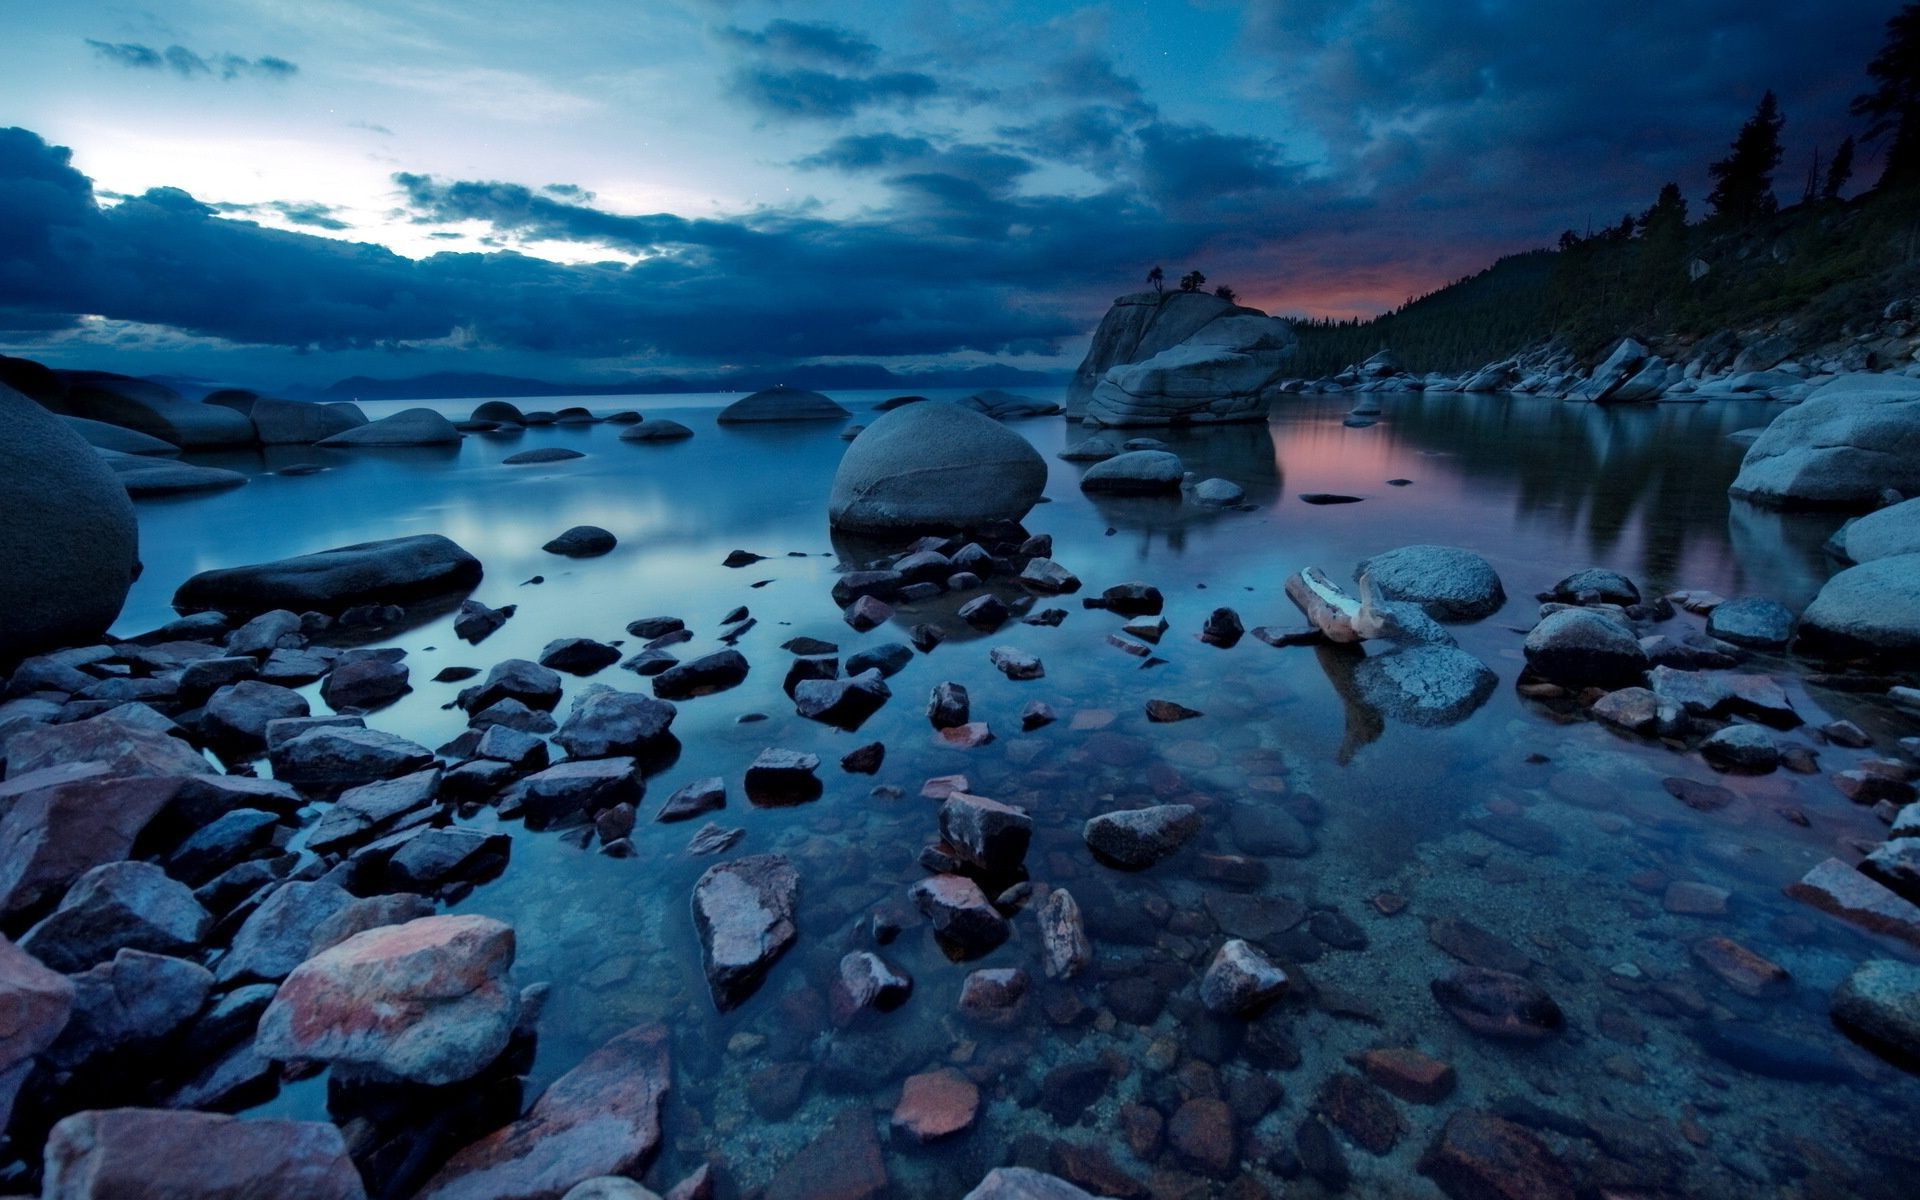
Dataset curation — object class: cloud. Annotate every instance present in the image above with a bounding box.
[797,133,1034,193]
[84,39,298,81]
[730,66,939,121]
[720,20,879,68]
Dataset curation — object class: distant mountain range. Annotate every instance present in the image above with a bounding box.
[292,362,1067,402]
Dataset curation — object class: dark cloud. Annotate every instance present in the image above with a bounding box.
[730,66,938,120]
[84,39,298,81]
[720,20,879,68]
[797,134,1033,194]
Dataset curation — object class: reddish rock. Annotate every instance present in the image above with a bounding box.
[936,721,996,748]
[1315,1072,1406,1155]
[256,914,519,1085]
[0,935,74,1128]
[691,854,799,1011]
[921,774,970,800]
[1430,968,1563,1041]
[958,967,1030,1026]
[1418,1110,1574,1200]
[910,874,1009,955]
[0,774,183,918]
[892,1068,979,1143]
[766,1106,886,1200]
[1167,1097,1236,1177]
[1690,936,1791,996]
[1787,857,1920,947]
[419,1024,671,1200]
[1120,1103,1165,1159]
[1355,1047,1457,1104]
[1038,888,1093,980]
[1047,1142,1150,1199]
[4,711,215,778]
[42,1108,366,1200]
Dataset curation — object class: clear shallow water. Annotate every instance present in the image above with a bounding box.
[121,390,1919,1197]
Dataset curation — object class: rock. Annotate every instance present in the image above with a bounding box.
[717,385,849,423]
[846,642,912,677]
[1828,496,1920,563]
[1077,293,1295,426]
[21,861,211,972]
[794,670,891,728]
[505,759,643,828]
[321,656,412,712]
[1830,959,1920,1067]
[99,449,248,496]
[1145,699,1203,722]
[1431,968,1564,1040]
[417,1023,670,1200]
[1167,1096,1237,1176]
[1798,554,1920,658]
[1201,607,1244,645]
[472,400,526,425]
[41,1108,367,1200]
[657,777,725,822]
[764,1106,887,1200]
[893,1068,979,1142]
[910,874,1010,954]
[691,854,799,1011]
[502,447,585,465]
[963,1168,1099,1200]
[1192,477,1245,505]
[990,645,1045,680]
[1038,888,1093,979]
[641,651,747,703]
[563,1181,661,1200]
[1548,568,1640,605]
[1418,1110,1575,1200]
[1701,724,1779,771]
[1084,804,1200,869]
[1201,938,1290,1014]
[62,415,180,456]
[958,967,1028,1025]
[0,935,73,1129]
[256,914,519,1084]
[1706,596,1797,647]
[939,792,1033,872]
[830,950,912,1025]
[58,371,256,447]
[539,637,621,676]
[174,535,482,617]
[217,880,354,984]
[1356,545,1504,621]
[272,725,435,789]
[1729,375,1920,509]
[463,659,565,713]
[1061,437,1122,462]
[456,600,514,643]
[743,748,821,802]
[0,774,181,918]
[554,685,677,759]
[1648,665,1798,726]
[1691,935,1789,996]
[1354,644,1498,726]
[1523,609,1648,687]
[1590,686,1680,735]
[317,406,461,446]
[251,396,368,444]
[49,949,212,1070]
[619,418,694,441]
[1079,450,1185,494]
[1356,1047,1457,1104]
[544,525,618,557]
[1021,558,1082,593]
[1864,839,1920,902]
[928,681,971,730]
[0,385,139,666]
[385,827,511,891]
[829,403,1047,532]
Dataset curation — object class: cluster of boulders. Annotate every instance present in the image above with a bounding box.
[1068,291,1298,427]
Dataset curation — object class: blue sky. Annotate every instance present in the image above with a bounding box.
[0,0,1900,388]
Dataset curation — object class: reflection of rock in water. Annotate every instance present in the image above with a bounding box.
[1075,422,1283,538]
[1725,499,1846,610]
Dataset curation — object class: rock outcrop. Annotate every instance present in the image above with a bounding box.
[55,371,257,448]
[1072,292,1296,426]
[829,403,1048,533]
[1729,375,1920,509]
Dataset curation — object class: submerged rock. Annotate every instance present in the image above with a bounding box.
[691,854,799,1011]
[1354,644,1497,726]
[1201,938,1290,1015]
[963,1168,1098,1200]
[1038,888,1093,980]
[1418,1110,1575,1200]
[1084,804,1200,868]
[1430,967,1564,1040]
[829,402,1047,533]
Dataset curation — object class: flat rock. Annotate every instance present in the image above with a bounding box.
[1083,804,1200,869]
[174,535,481,617]
[1418,1110,1575,1200]
[42,1108,366,1200]
[1431,967,1563,1040]
[691,854,798,1011]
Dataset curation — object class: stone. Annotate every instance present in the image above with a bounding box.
[456,599,513,643]
[794,670,891,728]
[543,525,618,557]
[929,681,971,729]
[1829,496,1920,563]
[251,396,368,444]
[990,645,1045,680]
[217,880,354,984]
[0,774,181,918]
[1356,1047,1456,1103]
[1729,374,1920,508]
[1201,938,1290,1015]
[846,642,913,677]
[744,749,821,802]
[764,1106,887,1200]
[1706,596,1797,647]
[1021,558,1082,593]
[1523,608,1648,687]
[272,725,435,789]
[910,874,1010,954]
[322,656,412,711]
[418,1024,670,1200]
[464,659,565,713]
[829,402,1047,532]
[1830,959,1920,1067]
[619,418,694,441]
[844,595,893,631]
[1317,1072,1406,1155]
[1418,1110,1575,1200]
[386,826,511,891]
[21,861,210,972]
[554,684,678,758]
[0,384,139,667]
[1798,554,1920,658]
[1192,477,1245,505]
[540,637,621,675]
[1038,888,1093,980]
[1083,804,1200,868]
[1431,968,1563,1040]
[1701,724,1779,771]
[1079,450,1185,494]
[1084,304,1296,426]
[256,914,520,1085]
[1548,568,1639,605]
[41,1108,367,1200]
[174,534,481,617]
[893,1068,979,1142]
[940,792,1033,872]
[963,1168,1099,1200]
[958,967,1029,1025]
[1353,644,1497,726]
[1649,665,1798,726]
[717,385,849,423]
[1167,1096,1237,1176]
[503,446,585,465]
[49,949,212,1070]
[691,854,798,1011]
[830,950,912,1024]
[1590,686,1680,735]
[1864,838,1920,901]
[0,935,73,1129]
[318,406,460,446]
[1356,545,1504,621]
[505,759,642,828]
[1691,936,1790,996]
[59,371,255,446]
[4,711,212,779]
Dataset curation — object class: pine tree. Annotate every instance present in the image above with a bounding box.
[1852,4,1920,187]
[1825,136,1856,200]
[1707,91,1785,223]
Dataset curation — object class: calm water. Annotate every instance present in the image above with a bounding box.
[122,390,1918,1197]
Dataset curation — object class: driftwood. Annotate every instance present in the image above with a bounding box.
[1283,567,1395,643]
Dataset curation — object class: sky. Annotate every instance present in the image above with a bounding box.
[0,0,1903,389]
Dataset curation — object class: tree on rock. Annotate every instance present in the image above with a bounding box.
[1147,265,1165,293]
[1179,270,1206,293]
[1213,284,1237,302]
[1853,3,1920,187]
[1707,91,1785,224]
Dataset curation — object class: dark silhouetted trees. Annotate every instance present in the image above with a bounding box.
[1147,265,1164,293]
[1213,284,1237,302]
[1179,270,1207,292]
[1707,91,1785,223]
[1825,136,1857,200]
[1853,4,1920,186]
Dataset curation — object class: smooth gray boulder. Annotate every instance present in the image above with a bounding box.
[1079,450,1185,494]
[1086,310,1297,426]
[318,407,461,447]
[96,448,248,496]
[472,400,526,425]
[0,385,139,667]
[61,416,179,456]
[829,403,1047,533]
[173,534,482,615]
[716,386,849,423]
[1798,554,1920,658]
[56,371,257,448]
[1357,545,1505,620]
[619,418,694,442]
[1729,375,1920,509]
[1830,959,1920,1066]
[252,397,369,445]
[1523,608,1649,687]
[1354,644,1498,726]
[1828,497,1920,563]
[1705,597,1797,648]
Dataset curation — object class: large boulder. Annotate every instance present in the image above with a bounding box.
[829,403,1047,533]
[0,936,73,1130]
[62,415,179,456]
[252,397,370,444]
[0,774,182,919]
[1356,545,1505,621]
[42,1108,367,1200]
[1797,554,1920,659]
[1728,375,1920,509]
[417,1025,670,1200]
[96,448,249,496]
[1830,959,1920,1067]
[318,407,462,446]
[173,534,482,615]
[1085,312,1297,426]
[1069,291,1267,411]
[0,384,139,667]
[1079,450,1185,494]
[55,371,258,448]
[255,914,520,1085]
[716,386,849,424]
[20,860,211,972]
[1828,497,1920,563]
